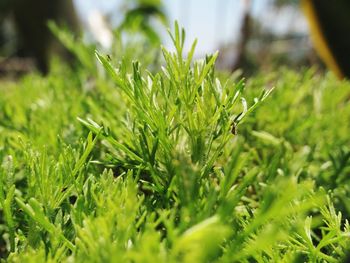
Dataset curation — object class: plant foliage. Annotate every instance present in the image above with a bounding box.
[0,22,350,262]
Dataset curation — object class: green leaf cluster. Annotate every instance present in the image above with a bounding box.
[0,23,350,262]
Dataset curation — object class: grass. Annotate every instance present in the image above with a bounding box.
[1,22,350,262]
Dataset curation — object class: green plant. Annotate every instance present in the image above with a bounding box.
[0,22,349,263]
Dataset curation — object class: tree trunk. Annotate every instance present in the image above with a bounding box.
[12,0,79,74]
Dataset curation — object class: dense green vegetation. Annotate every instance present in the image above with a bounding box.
[1,23,350,262]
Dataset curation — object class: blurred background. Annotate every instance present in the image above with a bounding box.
[0,0,322,76]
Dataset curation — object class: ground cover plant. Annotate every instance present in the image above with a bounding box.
[1,23,350,262]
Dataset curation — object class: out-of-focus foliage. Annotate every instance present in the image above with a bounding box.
[119,0,167,45]
[274,0,299,7]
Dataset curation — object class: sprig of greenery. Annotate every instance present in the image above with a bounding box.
[0,22,350,262]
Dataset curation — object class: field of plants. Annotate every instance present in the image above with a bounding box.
[1,23,350,262]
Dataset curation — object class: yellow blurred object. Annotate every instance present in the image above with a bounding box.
[302,0,350,79]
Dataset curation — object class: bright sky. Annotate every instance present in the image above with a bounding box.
[74,0,305,55]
